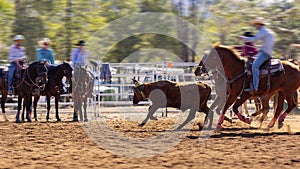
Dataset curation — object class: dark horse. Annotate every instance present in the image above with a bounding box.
[15,61,48,123]
[0,69,8,122]
[31,62,73,122]
[72,66,94,122]
[200,44,300,129]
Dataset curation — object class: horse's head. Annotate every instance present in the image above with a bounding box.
[61,62,73,89]
[194,59,208,77]
[28,61,48,90]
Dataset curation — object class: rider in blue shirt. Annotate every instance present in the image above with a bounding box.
[37,38,55,69]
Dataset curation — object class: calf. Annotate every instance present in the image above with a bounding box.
[133,79,213,129]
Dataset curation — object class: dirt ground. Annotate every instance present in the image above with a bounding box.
[0,110,300,169]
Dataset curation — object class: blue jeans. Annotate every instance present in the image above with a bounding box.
[252,50,271,90]
[8,62,17,90]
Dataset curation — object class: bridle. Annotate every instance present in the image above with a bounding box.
[15,64,48,91]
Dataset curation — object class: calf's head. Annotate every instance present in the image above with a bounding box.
[132,79,146,105]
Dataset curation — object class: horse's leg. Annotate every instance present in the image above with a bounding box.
[46,96,51,122]
[1,89,8,122]
[83,97,88,122]
[25,95,32,122]
[273,94,278,116]
[139,105,159,127]
[21,97,25,122]
[16,96,22,123]
[257,95,271,128]
[254,97,262,111]
[232,93,252,124]
[278,94,296,129]
[268,92,284,128]
[55,95,61,122]
[33,95,40,121]
[73,99,79,122]
[78,99,83,121]
[216,94,238,129]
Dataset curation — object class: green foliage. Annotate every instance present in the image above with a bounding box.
[0,0,299,62]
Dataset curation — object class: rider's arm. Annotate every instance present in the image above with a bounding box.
[242,28,266,42]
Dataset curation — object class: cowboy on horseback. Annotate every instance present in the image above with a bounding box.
[240,17,275,94]
[7,35,27,95]
[37,38,55,70]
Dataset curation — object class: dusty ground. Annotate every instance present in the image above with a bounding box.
[0,110,300,169]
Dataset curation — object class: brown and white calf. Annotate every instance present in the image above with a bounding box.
[133,80,213,129]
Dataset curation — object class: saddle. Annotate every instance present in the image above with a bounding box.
[246,57,284,77]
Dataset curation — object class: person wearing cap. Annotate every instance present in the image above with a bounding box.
[240,17,275,94]
[71,40,88,67]
[7,35,27,95]
[36,38,55,68]
[234,32,258,57]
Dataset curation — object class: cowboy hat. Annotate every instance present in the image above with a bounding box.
[38,38,51,47]
[251,17,269,25]
[13,35,25,41]
[75,40,86,46]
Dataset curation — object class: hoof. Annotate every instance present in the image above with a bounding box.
[73,118,79,122]
[35,118,38,122]
[4,119,9,122]
[278,121,284,129]
[84,119,88,122]
[16,118,21,123]
[245,117,252,124]
[57,118,62,122]
[217,124,222,130]
[26,118,32,123]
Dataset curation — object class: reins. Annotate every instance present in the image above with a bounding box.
[15,65,47,90]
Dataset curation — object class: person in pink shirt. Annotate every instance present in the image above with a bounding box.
[234,32,258,57]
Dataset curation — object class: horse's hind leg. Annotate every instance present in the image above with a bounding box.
[268,92,284,128]
[1,90,8,122]
[278,94,296,129]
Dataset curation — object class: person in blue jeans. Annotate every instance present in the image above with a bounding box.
[240,17,275,94]
[7,35,27,95]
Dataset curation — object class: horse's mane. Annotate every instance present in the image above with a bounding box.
[213,43,247,62]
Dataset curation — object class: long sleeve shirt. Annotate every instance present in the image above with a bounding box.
[243,27,275,56]
[71,48,88,67]
[8,45,26,62]
[37,48,55,64]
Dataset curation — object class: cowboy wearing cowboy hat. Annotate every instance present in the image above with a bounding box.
[71,40,88,67]
[37,38,55,67]
[7,35,27,95]
[240,17,275,94]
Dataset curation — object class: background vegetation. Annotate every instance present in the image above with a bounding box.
[0,0,299,62]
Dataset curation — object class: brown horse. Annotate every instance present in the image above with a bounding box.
[0,69,8,122]
[202,44,300,129]
[32,62,73,122]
